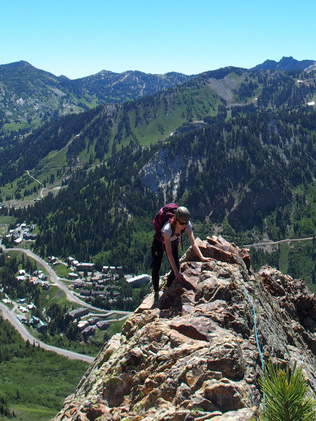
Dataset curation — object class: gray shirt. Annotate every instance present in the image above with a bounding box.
[161,221,192,242]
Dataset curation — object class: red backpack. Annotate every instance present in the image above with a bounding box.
[153,203,184,247]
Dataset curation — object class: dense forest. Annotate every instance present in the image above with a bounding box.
[1,66,316,286]
[9,106,316,285]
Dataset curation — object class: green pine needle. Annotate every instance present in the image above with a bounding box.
[258,361,316,421]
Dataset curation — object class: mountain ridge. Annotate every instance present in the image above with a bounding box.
[1,57,316,285]
[3,61,316,190]
[4,55,316,79]
[52,236,316,420]
[1,56,315,140]
[0,60,194,139]
[252,55,316,71]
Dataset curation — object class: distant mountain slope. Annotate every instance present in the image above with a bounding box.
[2,62,316,282]
[1,57,315,140]
[11,106,316,277]
[252,56,315,71]
[1,65,315,193]
[0,74,224,187]
[0,61,193,138]
[70,70,193,103]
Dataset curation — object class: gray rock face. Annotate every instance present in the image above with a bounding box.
[52,236,316,421]
[139,148,184,197]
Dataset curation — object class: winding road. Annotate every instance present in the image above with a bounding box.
[5,246,130,315]
[0,301,95,363]
[0,245,131,363]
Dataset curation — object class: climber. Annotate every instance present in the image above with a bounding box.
[151,205,213,294]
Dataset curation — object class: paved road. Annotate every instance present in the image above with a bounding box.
[5,246,131,316]
[244,236,314,248]
[0,301,95,363]
[0,245,131,362]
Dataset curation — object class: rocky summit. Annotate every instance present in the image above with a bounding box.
[52,236,316,421]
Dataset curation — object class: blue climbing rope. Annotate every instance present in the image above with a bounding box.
[242,285,266,412]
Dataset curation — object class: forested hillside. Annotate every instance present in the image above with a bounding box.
[1,66,316,196]
[0,79,222,191]
[2,65,316,287]
[10,106,316,283]
[0,61,193,140]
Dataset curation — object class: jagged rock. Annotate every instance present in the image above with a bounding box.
[182,236,250,270]
[52,237,316,421]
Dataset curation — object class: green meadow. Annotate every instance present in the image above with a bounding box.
[0,317,89,421]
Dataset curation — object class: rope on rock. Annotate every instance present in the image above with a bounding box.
[242,285,266,410]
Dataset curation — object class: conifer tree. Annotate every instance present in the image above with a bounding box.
[258,361,316,421]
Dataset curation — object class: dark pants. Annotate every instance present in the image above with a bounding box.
[151,238,179,292]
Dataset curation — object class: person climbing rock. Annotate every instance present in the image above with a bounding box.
[151,204,213,294]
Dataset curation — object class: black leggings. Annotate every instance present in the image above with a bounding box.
[151,239,179,292]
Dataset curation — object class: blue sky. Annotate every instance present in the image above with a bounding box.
[2,0,315,79]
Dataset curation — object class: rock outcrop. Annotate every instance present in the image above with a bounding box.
[52,236,316,421]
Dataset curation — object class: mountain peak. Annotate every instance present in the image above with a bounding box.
[252,56,316,72]
[3,60,33,69]
[52,236,316,420]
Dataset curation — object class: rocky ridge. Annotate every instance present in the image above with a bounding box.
[0,61,192,135]
[52,236,316,420]
[252,56,316,72]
